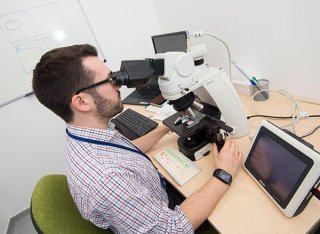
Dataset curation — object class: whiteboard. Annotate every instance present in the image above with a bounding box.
[0,0,103,106]
[79,0,162,98]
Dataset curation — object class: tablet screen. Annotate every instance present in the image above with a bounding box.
[245,127,313,208]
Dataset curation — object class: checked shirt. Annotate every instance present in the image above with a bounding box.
[66,123,193,233]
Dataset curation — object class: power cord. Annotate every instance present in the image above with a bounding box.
[300,125,320,138]
[190,30,232,81]
[250,89,300,133]
[248,90,320,138]
[247,114,320,119]
[247,114,320,138]
[247,115,295,119]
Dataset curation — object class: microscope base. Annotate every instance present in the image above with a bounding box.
[163,112,226,160]
[178,135,212,161]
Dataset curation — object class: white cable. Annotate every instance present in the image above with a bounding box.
[190,31,307,135]
[278,90,300,133]
[250,89,301,133]
[191,30,232,81]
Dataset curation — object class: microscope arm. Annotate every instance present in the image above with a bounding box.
[156,45,249,138]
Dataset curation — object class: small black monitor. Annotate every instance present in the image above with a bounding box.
[243,120,320,217]
[245,129,312,207]
[151,31,188,54]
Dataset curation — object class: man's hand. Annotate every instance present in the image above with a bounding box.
[180,139,243,229]
[213,139,243,177]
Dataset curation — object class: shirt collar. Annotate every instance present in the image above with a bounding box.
[66,122,117,143]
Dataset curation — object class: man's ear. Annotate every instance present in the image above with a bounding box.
[71,93,93,112]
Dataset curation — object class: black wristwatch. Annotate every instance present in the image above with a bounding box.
[213,169,232,185]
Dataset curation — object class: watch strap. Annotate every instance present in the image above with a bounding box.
[213,168,232,185]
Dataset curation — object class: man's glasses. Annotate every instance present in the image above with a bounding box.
[75,73,113,95]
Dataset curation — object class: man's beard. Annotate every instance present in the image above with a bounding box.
[89,89,123,122]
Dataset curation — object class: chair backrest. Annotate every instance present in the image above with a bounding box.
[30,174,112,234]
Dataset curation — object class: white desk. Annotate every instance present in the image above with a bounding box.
[129,92,320,233]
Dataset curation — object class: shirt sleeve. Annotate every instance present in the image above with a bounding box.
[88,171,194,234]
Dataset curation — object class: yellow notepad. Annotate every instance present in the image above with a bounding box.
[154,146,201,186]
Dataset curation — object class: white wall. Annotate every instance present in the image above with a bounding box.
[153,0,320,102]
[0,0,161,232]
[0,95,66,231]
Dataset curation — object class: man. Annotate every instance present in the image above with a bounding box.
[33,44,242,233]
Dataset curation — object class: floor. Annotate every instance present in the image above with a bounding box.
[6,208,37,234]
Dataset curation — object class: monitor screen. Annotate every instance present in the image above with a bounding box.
[151,31,187,54]
[244,127,313,208]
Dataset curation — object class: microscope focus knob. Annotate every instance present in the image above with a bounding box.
[175,54,194,77]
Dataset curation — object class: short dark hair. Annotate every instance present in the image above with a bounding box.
[32,44,98,122]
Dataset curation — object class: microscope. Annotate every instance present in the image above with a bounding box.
[111,41,248,161]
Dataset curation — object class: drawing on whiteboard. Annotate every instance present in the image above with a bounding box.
[0,3,76,74]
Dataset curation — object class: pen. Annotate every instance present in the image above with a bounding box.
[231,60,253,84]
[231,60,260,87]
[251,77,262,88]
[231,60,267,98]
[252,76,268,99]
[231,60,259,85]
[149,103,163,107]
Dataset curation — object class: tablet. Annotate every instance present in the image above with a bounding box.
[151,31,188,54]
[243,120,320,217]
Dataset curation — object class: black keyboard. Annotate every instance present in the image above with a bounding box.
[111,108,158,140]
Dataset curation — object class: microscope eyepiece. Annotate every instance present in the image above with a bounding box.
[112,59,164,88]
[111,71,129,86]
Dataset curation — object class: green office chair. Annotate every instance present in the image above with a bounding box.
[30,174,112,234]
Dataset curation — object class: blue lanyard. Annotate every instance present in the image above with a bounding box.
[66,129,166,188]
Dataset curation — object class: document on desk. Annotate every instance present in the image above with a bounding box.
[151,102,176,121]
[154,146,201,186]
